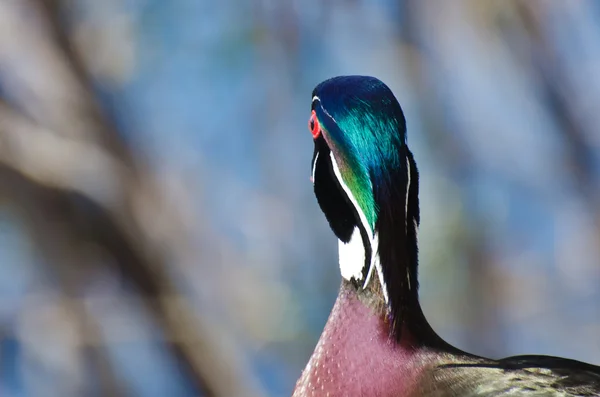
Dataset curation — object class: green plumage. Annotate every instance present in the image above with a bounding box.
[313,76,407,233]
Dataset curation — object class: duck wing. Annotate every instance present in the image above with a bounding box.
[415,354,600,397]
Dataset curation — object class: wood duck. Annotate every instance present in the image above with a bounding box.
[293,75,600,397]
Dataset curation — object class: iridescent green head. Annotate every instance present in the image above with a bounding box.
[309,76,420,330]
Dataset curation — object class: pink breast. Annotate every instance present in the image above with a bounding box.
[293,286,428,397]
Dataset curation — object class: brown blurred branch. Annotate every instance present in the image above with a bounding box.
[37,0,135,165]
[0,0,263,395]
[510,1,600,260]
[513,2,596,197]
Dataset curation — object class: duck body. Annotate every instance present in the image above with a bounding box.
[295,76,600,397]
[295,281,600,397]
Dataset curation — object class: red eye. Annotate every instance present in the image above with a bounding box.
[309,110,321,139]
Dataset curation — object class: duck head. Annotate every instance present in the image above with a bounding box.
[309,75,420,338]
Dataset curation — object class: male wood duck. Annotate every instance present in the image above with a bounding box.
[293,75,600,397]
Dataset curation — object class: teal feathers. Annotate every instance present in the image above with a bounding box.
[312,76,407,233]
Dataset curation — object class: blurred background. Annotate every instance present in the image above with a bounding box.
[1,0,600,396]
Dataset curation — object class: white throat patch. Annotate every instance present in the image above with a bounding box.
[338,227,364,281]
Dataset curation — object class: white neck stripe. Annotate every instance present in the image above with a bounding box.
[369,234,389,303]
[405,157,411,232]
[311,152,319,184]
[329,152,388,303]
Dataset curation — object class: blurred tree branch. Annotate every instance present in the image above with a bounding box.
[513,1,599,207]
[0,0,263,395]
[399,0,506,357]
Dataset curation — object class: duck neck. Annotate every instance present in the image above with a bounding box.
[356,255,445,349]
[366,149,449,348]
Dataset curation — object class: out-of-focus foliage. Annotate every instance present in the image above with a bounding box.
[1,1,600,396]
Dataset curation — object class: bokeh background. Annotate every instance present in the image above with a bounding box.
[1,1,600,396]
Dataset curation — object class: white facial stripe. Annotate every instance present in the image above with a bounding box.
[338,228,365,281]
[320,104,337,123]
[313,96,338,124]
[311,152,319,184]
